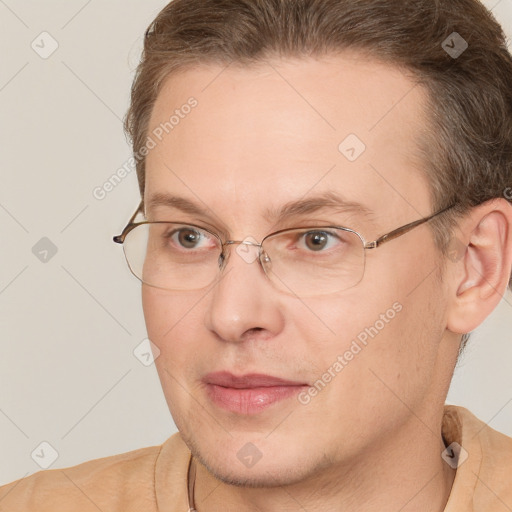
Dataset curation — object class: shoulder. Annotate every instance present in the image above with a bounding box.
[444,405,512,510]
[446,404,512,463]
[0,439,168,512]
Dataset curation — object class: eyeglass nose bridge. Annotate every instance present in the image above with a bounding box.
[219,239,271,268]
[224,239,260,246]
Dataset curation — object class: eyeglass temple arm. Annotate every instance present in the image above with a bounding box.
[112,201,456,247]
[113,200,145,244]
[364,204,456,249]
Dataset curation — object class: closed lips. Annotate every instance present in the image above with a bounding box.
[203,371,308,388]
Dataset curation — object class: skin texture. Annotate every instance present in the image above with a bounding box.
[140,53,512,511]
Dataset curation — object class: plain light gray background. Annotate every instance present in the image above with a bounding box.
[1,0,511,486]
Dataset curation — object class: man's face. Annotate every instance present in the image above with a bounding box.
[142,53,454,486]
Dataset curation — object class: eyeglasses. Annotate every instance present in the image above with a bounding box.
[113,201,456,297]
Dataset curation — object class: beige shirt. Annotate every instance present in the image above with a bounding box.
[1,405,511,511]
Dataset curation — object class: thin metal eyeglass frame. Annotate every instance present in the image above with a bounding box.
[113,200,457,289]
[113,201,457,294]
[113,200,456,249]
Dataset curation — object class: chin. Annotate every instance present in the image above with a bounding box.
[201,453,310,488]
[185,431,317,488]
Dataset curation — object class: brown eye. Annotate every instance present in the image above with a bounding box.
[299,230,345,252]
[177,228,202,249]
[304,231,329,251]
[163,226,217,252]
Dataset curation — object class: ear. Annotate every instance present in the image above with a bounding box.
[446,198,512,334]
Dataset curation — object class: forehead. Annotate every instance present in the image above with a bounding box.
[144,53,431,231]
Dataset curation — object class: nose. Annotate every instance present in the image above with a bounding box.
[203,241,284,344]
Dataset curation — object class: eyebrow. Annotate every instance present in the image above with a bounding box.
[146,191,374,226]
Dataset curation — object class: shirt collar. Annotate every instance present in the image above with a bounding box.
[442,404,484,511]
[155,431,192,512]
[154,405,507,512]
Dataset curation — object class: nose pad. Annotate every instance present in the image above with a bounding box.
[218,251,226,269]
[260,250,272,271]
[217,243,269,275]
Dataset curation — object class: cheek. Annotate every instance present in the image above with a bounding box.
[142,285,208,424]
[141,285,170,346]
[141,285,205,364]
[273,297,426,453]
[300,287,404,355]
[299,274,442,411]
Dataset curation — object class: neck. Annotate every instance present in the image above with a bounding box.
[191,411,456,512]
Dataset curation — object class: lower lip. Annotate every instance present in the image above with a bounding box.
[205,383,307,414]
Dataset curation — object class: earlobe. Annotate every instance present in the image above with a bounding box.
[446,200,512,335]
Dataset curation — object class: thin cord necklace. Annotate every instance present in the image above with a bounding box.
[187,455,197,511]
[187,437,451,511]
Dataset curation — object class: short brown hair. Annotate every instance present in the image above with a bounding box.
[124,0,512,351]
